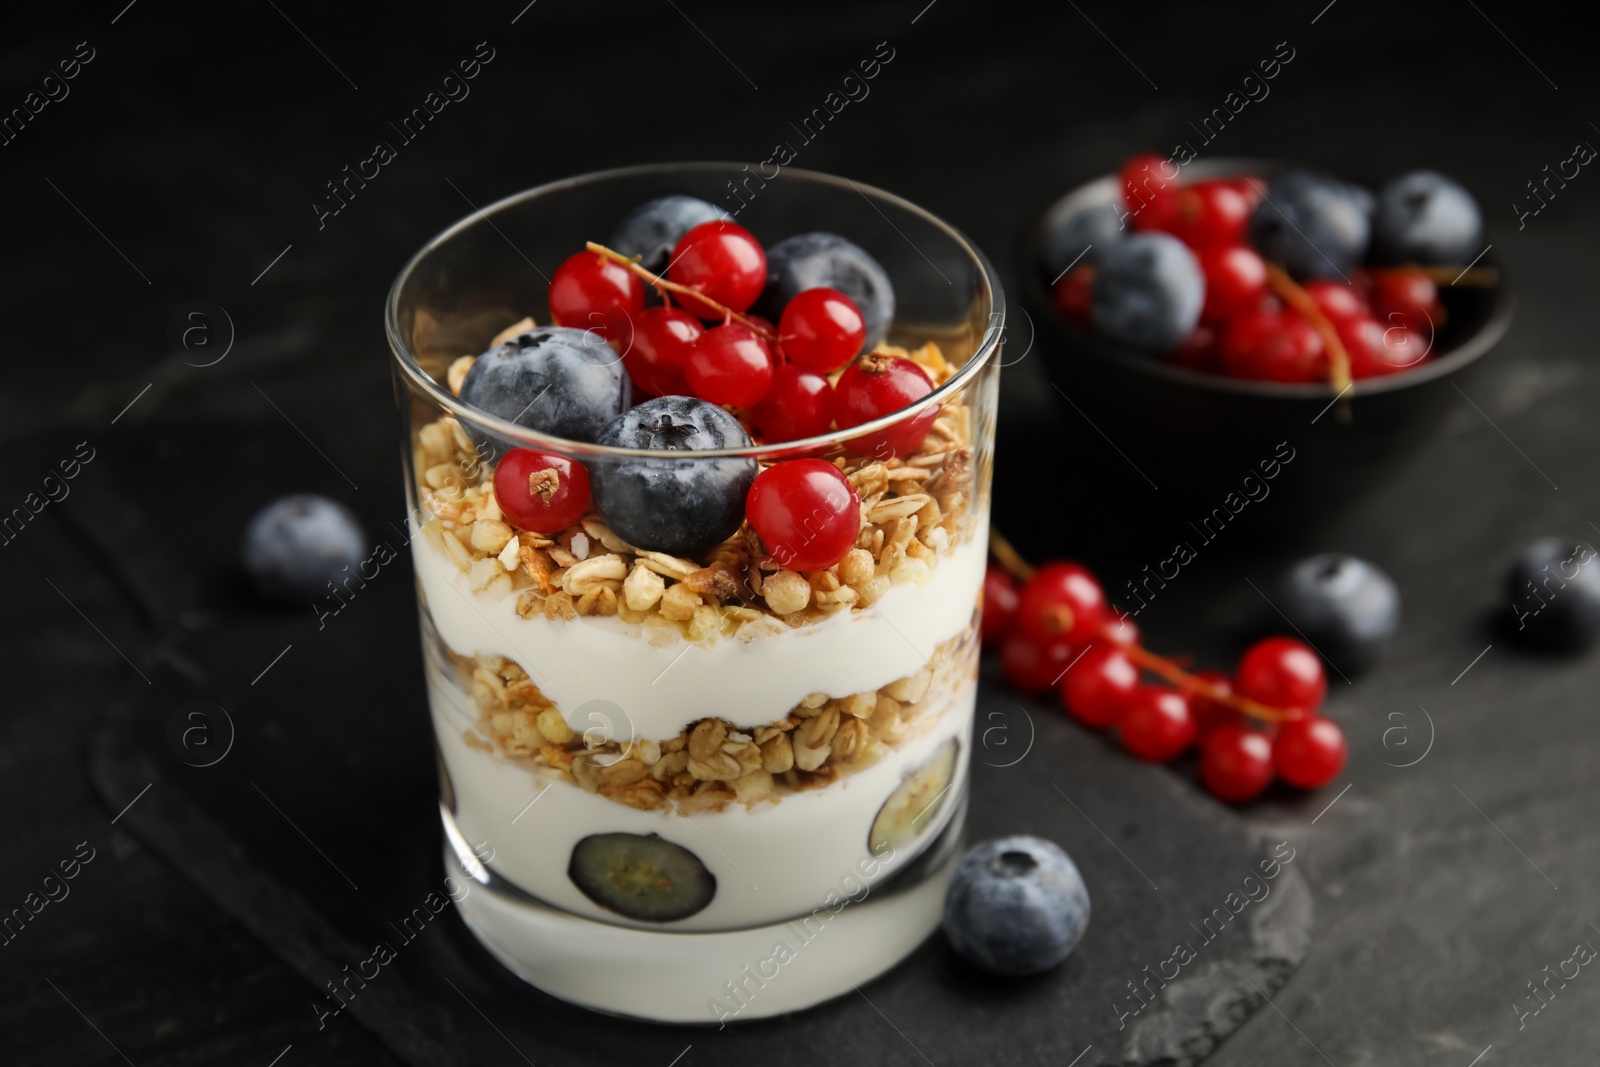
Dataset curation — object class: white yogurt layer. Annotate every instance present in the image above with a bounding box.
[433,668,974,931]
[411,521,987,742]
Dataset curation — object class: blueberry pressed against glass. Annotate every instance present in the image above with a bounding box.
[1248,170,1372,280]
[590,396,757,557]
[943,835,1090,976]
[568,832,716,922]
[1275,553,1401,672]
[458,326,629,444]
[1089,232,1204,353]
[608,195,726,273]
[241,494,366,603]
[760,232,895,352]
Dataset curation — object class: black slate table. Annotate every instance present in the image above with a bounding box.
[5,2,1600,1064]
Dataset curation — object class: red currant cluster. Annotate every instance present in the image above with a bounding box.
[983,553,1347,803]
[546,225,934,447]
[1051,154,1459,386]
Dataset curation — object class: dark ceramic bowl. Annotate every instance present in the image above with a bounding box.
[1020,158,1513,539]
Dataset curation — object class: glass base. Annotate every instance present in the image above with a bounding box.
[444,797,967,1025]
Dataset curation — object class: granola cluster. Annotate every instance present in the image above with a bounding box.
[412,340,981,643]
[450,625,977,813]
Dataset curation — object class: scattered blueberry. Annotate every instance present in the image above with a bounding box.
[760,232,895,353]
[1249,170,1372,280]
[590,396,757,557]
[1041,201,1123,280]
[609,196,726,273]
[459,326,628,444]
[1275,553,1401,673]
[241,495,366,603]
[1089,232,1204,353]
[1371,170,1483,266]
[1507,537,1600,650]
[944,835,1089,976]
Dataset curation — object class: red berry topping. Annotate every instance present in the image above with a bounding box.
[685,323,775,408]
[1001,631,1076,693]
[1200,725,1275,802]
[1016,561,1108,646]
[1273,716,1347,788]
[622,307,702,397]
[1368,271,1440,333]
[832,353,938,460]
[1060,643,1140,728]
[749,364,833,443]
[1199,246,1268,323]
[1220,310,1327,383]
[778,288,866,374]
[1051,268,1095,329]
[746,459,860,572]
[1163,180,1252,248]
[1306,279,1369,325]
[981,565,1020,647]
[1235,636,1327,714]
[492,449,591,534]
[548,251,644,341]
[669,221,767,319]
[1119,688,1197,762]
[1186,670,1241,737]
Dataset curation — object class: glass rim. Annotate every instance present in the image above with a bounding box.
[384,162,1006,460]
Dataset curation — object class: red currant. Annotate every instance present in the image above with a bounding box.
[548,251,644,341]
[1236,636,1326,715]
[1220,311,1327,383]
[746,459,860,572]
[778,288,866,374]
[1059,644,1139,728]
[1170,325,1222,374]
[1273,716,1347,788]
[1375,323,1430,370]
[1051,268,1095,329]
[622,307,702,397]
[1001,631,1076,693]
[669,221,767,319]
[1119,688,1197,762]
[1228,175,1266,212]
[1306,279,1369,325]
[832,353,938,460]
[1186,670,1241,737]
[492,449,591,534]
[1199,246,1268,323]
[749,364,834,443]
[1199,725,1275,802]
[1339,316,1407,380]
[1100,611,1141,647]
[685,324,775,408]
[1163,180,1252,248]
[1121,154,1179,230]
[1016,561,1108,646]
[981,565,1020,647]
[1368,271,1440,333]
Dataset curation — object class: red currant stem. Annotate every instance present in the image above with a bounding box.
[988,528,1036,581]
[583,242,780,343]
[1265,263,1352,406]
[1112,634,1301,724]
[1358,264,1499,288]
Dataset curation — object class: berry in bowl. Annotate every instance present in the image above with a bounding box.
[1025,157,1512,530]
[387,164,1003,1023]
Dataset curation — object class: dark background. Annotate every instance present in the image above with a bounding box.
[4,1,1599,1064]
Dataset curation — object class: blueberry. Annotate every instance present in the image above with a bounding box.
[1089,232,1203,353]
[1249,170,1372,280]
[1507,538,1600,650]
[459,326,628,444]
[568,832,716,922]
[241,494,366,603]
[609,196,726,273]
[1041,201,1123,280]
[1276,553,1401,673]
[944,835,1089,976]
[591,396,756,557]
[1371,170,1483,266]
[760,233,895,353]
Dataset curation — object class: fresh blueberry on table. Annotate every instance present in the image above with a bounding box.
[459,326,629,445]
[1249,170,1372,280]
[609,196,726,273]
[1041,201,1124,279]
[1275,553,1401,673]
[760,232,895,352]
[1090,232,1204,353]
[1371,170,1483,266]
[1506,537,1600,650]
[241,494,366,603]
[590,396,757,557]
[944,835,1090,976]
